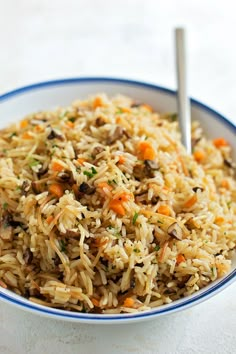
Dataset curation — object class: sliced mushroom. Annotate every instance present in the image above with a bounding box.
[21,180,31,196]
[0,214,13,241]
[131,102,142,108]
[133,160,159,180]
[133,164,145,180]
[95,117,106,127]
[23,248,33,265]
[31,181,42,194]
[224,158,236,170]
[144,160,159,178]
[61,229,81,238]
[47,128,64,141]
[185,217,201,230]
[79,182,96,195]
[57,171,74,184]
[191,137,202,147]
[92,146,105,157]
[107,126,125,144]
[37,165,48,177]
[167,222,183,240]
[192,186,204,193]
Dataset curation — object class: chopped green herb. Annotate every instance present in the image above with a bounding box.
[3,149,7,153]
[9,132,17,138]
[116,108,123,114]
[106,225,121,238]
[60,240,67,252]
[68,117,76,123]
[81,305,88,313]
[83,167,97,178]
[154,245,160,251]
[83,171,94,178]
[133,248,140,253]
[29,159,40,167]
[144,136,148,140]
[108,179,118,185]
[169,113,178,121]
[132,212,139,225]
[16,186,21,191]
[227,201,232,208]
[3,202,8,210]
[157,220,163,224]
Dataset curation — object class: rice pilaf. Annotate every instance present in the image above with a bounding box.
[0,94,235,313]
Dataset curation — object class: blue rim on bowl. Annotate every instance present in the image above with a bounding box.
[0,77,235,323]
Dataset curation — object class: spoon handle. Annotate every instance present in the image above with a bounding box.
[175,28,192,154]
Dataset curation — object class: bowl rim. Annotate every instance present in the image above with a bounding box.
[0,76,235,324]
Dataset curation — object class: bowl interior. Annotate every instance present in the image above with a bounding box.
[0,78,235,322]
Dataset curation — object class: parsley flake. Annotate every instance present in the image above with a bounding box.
[29,159,40,167]
[60,240,67,252]
[83,167,97,178]
[154,245,160,252]
[132,212,139,225]
[3,202,8,210]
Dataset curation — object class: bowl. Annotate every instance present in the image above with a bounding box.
[0,77,235,324]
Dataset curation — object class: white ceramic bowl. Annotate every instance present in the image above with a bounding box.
[0,77,235,324]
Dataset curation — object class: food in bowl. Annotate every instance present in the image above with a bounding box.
[0,93,235,314]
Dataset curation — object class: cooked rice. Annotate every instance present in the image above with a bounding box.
[0,94,235,314]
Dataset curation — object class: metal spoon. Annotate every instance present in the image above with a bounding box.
[175,28,192,154]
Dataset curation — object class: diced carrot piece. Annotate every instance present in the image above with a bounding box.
[138,141,156,160]
[215,216,225,225]
[48,183,64,198]
[115,116,122,124]
[20,120,28,129]
[109,199,125,216]
[66,121,74,128]
[46,215,54,224]
[91,298,100,307]
[118,155,126,164]
[22,132,32,139]
[77,158,86,165]
[51,161,64,172]
[98,182,113,191]
[176,254,186,265]
[123,297,134,307]
[157,205,171,216]
[139,141,152,152]
[121,107,131,113]
[194,150,205,162]
[115,192,131,202]
[184,194,197,208]
[35,125,44,132]
[143,147,155,160]
[213,138,229,148]
[221,179,229,189]
[93,97,103,109]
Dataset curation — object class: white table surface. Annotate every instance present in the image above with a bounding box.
[0,1,235,353]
